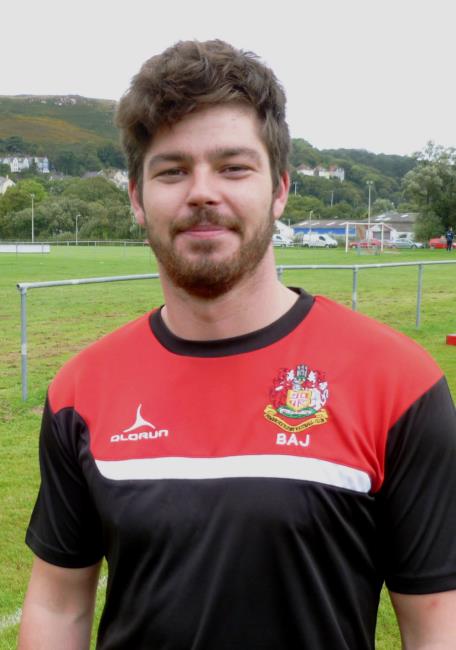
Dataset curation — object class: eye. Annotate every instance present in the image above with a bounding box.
[156,168,187,181]
[161,168,186,176]
[222,164,251,176]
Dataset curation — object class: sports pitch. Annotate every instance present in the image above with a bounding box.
[1,244,455,648]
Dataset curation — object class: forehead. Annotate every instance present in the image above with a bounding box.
[144,104,268,161]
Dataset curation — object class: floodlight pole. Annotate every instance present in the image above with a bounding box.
[20,286,28,401]
[30,193,35,243]
[366,181,373,241]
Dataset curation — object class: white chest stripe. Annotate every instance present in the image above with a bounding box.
[95,455,372,493]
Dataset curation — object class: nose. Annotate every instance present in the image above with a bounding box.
[186,168,220,208]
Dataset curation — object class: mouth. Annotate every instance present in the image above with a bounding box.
[180,222,230,238]
[171,209,243,240]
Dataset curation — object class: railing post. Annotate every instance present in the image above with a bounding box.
[277,266,284,282]
[416,264,424,328]
[352,267,358,311]
[20,287,28,401]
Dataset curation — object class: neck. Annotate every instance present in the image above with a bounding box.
[159,249,298,340]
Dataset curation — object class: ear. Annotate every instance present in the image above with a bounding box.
[129,179,146,225]
[272,170,290,220]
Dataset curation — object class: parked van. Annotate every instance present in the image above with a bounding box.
[300,233,338,248]
[272,233,294,247]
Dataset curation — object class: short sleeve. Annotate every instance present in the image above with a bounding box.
[379,376,456,594]
[26,395,104,568]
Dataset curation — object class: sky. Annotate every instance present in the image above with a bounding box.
[2,0,454,157]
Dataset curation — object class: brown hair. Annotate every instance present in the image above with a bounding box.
[116,39,290,191]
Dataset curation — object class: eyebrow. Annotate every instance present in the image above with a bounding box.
[146,147,262,172]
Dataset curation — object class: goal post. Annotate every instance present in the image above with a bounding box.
[344,222,391,253]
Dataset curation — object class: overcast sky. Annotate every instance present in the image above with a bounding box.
[2,0,454,156]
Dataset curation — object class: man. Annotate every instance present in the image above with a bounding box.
[446,226,454,251]
[19,40,456,649]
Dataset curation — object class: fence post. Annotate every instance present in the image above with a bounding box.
[20,287,28,401]
[277,266,284,282]
[416,264,424,328]
[352,267,359,311]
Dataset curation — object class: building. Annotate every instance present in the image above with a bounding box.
[0,175,15,195]
[0,156,50,174]
[370,212,418,240]
[293,219,355,238]
[296,164,345,182]
[292,213,418,241]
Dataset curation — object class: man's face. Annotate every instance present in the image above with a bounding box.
[129,104,289,298]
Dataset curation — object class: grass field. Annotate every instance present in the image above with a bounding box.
[1,244,455,648]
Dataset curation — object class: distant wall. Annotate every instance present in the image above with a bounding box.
[293,226,356,236]
[0,244,50,253]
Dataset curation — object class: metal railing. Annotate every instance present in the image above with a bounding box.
[17,260,456,400]
[17,273,159,400]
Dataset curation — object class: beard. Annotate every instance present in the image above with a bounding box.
[144,206,276,299]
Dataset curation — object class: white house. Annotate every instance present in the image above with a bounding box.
[296,164,315,177]
[297,164,345,182]
[1,156,49,174]
[108,170,129,191]
[0,175,15,194]
[328,165,345,182]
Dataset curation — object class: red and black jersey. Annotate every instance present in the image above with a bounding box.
[27,289,456,649]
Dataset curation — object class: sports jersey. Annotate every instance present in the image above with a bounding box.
[26,289,456,650]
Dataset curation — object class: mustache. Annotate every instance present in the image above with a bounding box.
[170,208,243,237]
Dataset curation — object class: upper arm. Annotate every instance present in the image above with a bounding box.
[18,557,102,650]
[24,556,101,612]
[390,590,456,649]
[380,378,456,595]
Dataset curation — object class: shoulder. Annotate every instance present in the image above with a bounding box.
[312,295,439,364]
[309,295,443,406]
[48,311,155,412]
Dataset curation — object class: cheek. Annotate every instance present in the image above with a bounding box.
[143,187,187,222]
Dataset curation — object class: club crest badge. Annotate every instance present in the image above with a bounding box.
[264,364,329,433]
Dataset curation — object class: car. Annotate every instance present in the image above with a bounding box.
[300,233,338,248]
[349,238,382,249]
[429,237,456,249]
[391,238,424,249]
[272,233,294,247]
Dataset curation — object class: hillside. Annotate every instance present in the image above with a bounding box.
[0,95,123,174]
[0,95,416,212]
[0,95,118,144]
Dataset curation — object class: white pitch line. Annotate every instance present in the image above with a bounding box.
[0,608,22,632]
[0,577,107,635]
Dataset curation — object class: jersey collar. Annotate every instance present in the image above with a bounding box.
[149,288,314,357]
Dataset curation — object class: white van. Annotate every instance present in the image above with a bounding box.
[300,233,338,248]
[272,233,294,247]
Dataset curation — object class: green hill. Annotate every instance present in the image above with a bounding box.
[0,95,118,145]
[0,95,123,173]
[0,95,416,212]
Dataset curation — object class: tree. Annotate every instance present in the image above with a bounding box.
[61,176,128,204]
[414,209,444,242]
[372,198,395,215]
[282,195,326,224]
[97,143,126,169]
[0,179,47,217]
[53,150,80,176]
[402,142,456,233]
[0,135,35,154]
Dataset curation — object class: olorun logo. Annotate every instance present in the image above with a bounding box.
[110,404,169,443]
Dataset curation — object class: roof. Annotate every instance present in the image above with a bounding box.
[373,211,418,224]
